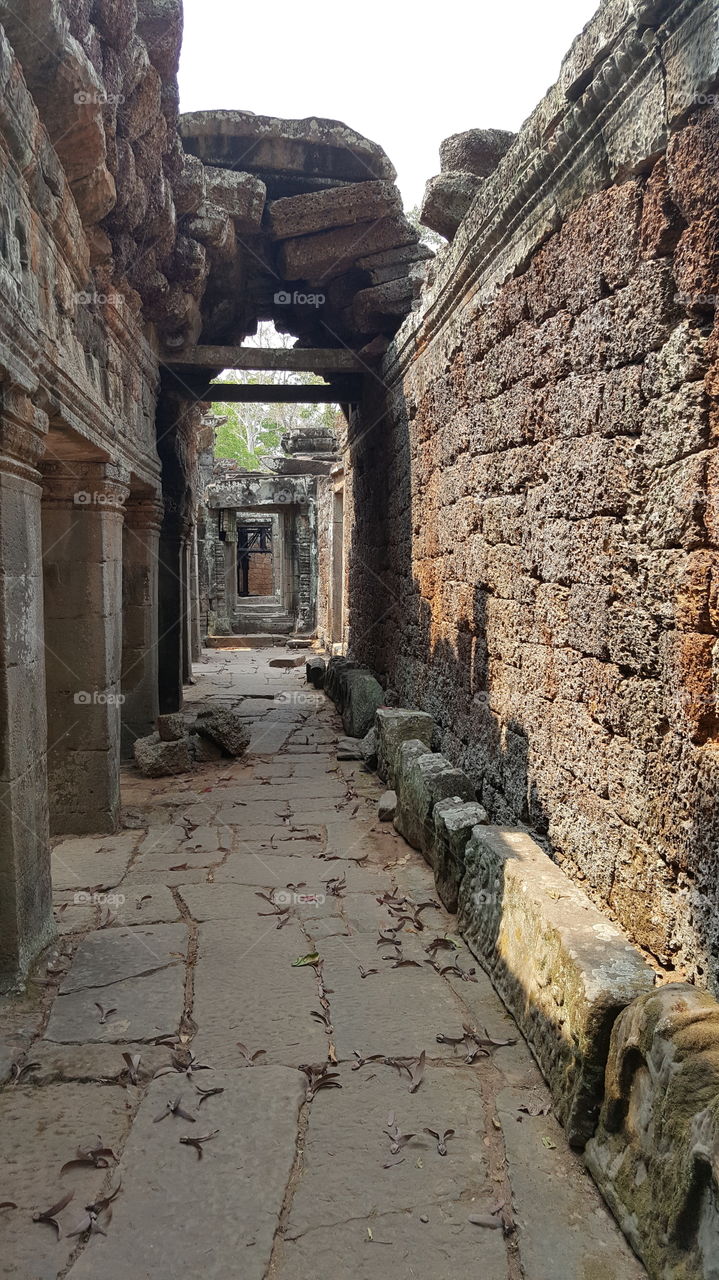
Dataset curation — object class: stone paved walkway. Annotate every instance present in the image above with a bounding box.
[0,648,645,1279]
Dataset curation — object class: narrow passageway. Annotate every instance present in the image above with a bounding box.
[1,649,643,1279]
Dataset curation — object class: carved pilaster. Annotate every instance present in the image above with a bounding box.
[0,384,48,484]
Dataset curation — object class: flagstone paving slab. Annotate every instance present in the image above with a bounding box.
[285,1065,489,1233]
[64,1068,305,1280]
[58,925,187,994]
[191,920,328,1068]
[496,1086,646,1279]
[273,1210,509,1280]
[44,964,186,1044]
[0,1082,130,1280]
[51,833,138,892]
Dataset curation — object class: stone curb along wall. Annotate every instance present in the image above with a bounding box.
[346,0,719,998]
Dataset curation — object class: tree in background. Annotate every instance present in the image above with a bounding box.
[211,323,339,470]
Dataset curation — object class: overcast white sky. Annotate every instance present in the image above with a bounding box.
[178,0,600,209]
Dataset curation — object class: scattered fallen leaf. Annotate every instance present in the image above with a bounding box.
[195,1085,225,1108]
[237,1042,266,1066]
[60,1138,116,1176]
[33,1192,74,1238]
[95,1003,117,1025]
[292,952,320,967]
[423,1127,455,1156]
[408,1051,426,1094]
[153,1095,196,1124]
[122,1052,142,1085]
[299,1063,342,1101]
[180,1129,219,1159]
[541,1136,557,1150]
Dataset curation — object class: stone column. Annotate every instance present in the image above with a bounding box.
[121,495,163,757]
[158,509,184,713]
[0,386,54,981]
[41,460,130,835]
[181,529,193,684]
[190,526,202,662]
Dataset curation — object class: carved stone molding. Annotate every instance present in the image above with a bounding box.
[124,495,165,534]
[0,382,49,483]
[40,460,131,512]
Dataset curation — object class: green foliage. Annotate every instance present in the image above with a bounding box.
[208,324,340,470]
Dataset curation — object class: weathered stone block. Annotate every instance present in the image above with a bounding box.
[458,826,655,1146]
[375,708,435,785]
[203,167,266,232]
[433,797,489,912]
[586,983,719,1280]
[341,670,384,739]
[394,742,475,862]
[156,712,184,742]
[439,128,515,176]
[378,789,397,821]
[133,732,192,777]
[278,215,416,284]
[306,656,326,687]
[420,171,484,241]
[267,179,401,239]
[324,656,361,706]
[194,707,250,757]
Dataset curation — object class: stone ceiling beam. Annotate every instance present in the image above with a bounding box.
[204,380,362,404]
[162,346,365,373]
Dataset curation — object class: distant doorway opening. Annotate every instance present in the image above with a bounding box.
[237,522,274,597]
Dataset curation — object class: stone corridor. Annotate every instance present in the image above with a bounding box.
[1,648,643,1280]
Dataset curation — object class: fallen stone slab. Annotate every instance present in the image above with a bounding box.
[420,171,484,241]
[203,166,266,231]
[359,724,378,769]
[64,1068,305,1280]
[394,742,475,861]
[134,732,192,777]
[376,707,435,785]
[194,706,251,756]
[278,214,417,284]
[458,826,656,1147]
[267,179,401,238]
[378,789,397,821]
[585,983,719,1280]
[439,126,516,176]
[306,656,326,687]
[433,797,489,911]
[336,736,364,760]
[341,670,385,739]
[156,712,185,741]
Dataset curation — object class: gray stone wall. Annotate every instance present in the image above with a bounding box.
[347,0,719,990]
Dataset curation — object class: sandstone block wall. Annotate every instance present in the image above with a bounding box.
[347,0,719,991]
